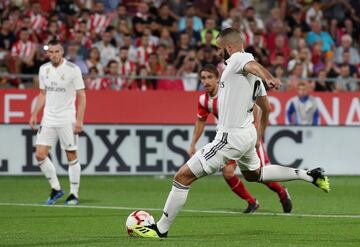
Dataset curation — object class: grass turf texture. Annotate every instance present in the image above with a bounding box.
[0,176,360,247]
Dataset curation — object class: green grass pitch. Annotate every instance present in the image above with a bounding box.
[0,176,360,247]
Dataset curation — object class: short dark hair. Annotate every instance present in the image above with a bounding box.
[217,27,240,39]
[48,39,62,46]
[200,64,219,78]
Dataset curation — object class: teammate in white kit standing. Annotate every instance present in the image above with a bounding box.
[133,28,330,239]
[29,39,86,205]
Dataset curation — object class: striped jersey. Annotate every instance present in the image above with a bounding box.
[197,92,218,120]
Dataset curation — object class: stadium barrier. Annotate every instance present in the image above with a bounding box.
[0,89,359,175]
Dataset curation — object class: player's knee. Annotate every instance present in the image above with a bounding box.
[174,165,196,186]
[222,169,234,180]
[35,151,47,162]
[66,150,77,162]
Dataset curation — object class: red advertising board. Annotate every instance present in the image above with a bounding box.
[0,89,359,125]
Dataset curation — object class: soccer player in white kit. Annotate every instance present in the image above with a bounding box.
[133,28,330,239]
[29,40,86,205]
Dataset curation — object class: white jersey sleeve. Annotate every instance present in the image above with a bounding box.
[233,52,255,74]
[258,79,267,97]
[73,66,85,90]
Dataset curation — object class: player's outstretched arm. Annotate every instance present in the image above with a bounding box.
[255,96,271,147]
[189,118,206,157]
[75,89,86,134]
[244,61,282,90]
[29,89,46,130]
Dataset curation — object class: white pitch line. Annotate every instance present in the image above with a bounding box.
[1,202,360,219]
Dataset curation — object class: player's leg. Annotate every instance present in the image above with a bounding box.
[240,147,330,192]
[58,124,81,205]
[222,162,259,213]
[257,143,292,213]
[35,126,64,204]
[134,132,230,238]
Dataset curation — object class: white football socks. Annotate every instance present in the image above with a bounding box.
[157,180,190,234]
[260,165,313,182]
[39,157,61,191]
[68,159,81,198]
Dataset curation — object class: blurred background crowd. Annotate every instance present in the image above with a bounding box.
[0,0,359,92]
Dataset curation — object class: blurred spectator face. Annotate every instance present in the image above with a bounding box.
[123,35,132,46]
[274,54,284,65]
[48,21,58,34]
[148,53,158,65]
[117,5,127,16]
[343,51,351,64]
[341,35,352,49]
[32,2,41,14]
[22,16,32,29]
[180,33,189,46]
[275,35,285,48]
[245,7,255,18]
[102,32,111,44]
[89,48,100,61]
[141,35,149,47]
[108,61,118,75]
[19,29,30,42]
[89,67,98,77]
[297,38,306,50]
[248,19,257,32]
[318,70,326,81]
[297,82,309,97]
[1,19,10,31]
[253,33,262,46]
[310,21,321,33]
[139,66,148,76]
[165,64,176,76]
[47,44,64,66]
[205,19,216,30]
[344,18,353,30]
[185,57,196,70]
[134,22,145,34]
[330,18,337,29]
[313,41,323,53]
[293,63,303,76]
[67,44,79,58]
[200,70,218,93]
[186,6,195,17]
[274,65,285,78]
[340,65,350,77]
[299,48,310,61]
[293,26,302,38]
[159,4,170,16]
[119,48,128,61]
[271,21,283,34]
[161,28,171,38]
[79,22,88,33]
[138,2,149,15]
[205,32,213,44]
[271,8,280,18]
[94,2,105,14]
[117,20,129,33]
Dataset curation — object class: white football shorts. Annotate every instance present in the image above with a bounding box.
[187,125,260,178]
[36,123,78,151]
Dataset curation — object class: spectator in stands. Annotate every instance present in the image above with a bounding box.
[306,20,335,52]
[334,34,359,66]
[270,34,291,66]
[146,52,161,89]
[158,29,175,56]
[244,6,265,31]
[10,27,37,85]
[157,64,184,90]
[200,18,219,46]
[85,47,103,75]
[174,33,191,68]
[314,69,333,92]
[288,47,314,78]
[178,4,203,32]
[305,0,323,26]
[181,18,201,48]
[132,2,153,27]
[267,20,287,53]
[90,1,112,38]
[273,65,286,79]
[0,18,15,68]
[65,42,88,74]
[289,25,303,50]
[265,7,283,33]
[111,3,132,29]
[245,31,269,67]
[340,51,358,76]
[193,0,215,20]
[155,3,177,33]
[287,81,319,125]
[335,64,358,92]
[131,65,152,91]
[285,8,309,34]
[92,30,117,67]
[118,45,136,88]
[177,55,199,91]
[221,8,240,29]
[286,62,304,92]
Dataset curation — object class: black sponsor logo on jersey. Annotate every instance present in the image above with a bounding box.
[220,81,225,88]
[45,85,66,93]
[163,212,169,217]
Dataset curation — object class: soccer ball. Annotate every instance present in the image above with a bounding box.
[125,210,155,236]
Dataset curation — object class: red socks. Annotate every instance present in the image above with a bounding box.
[226,175,256,204]
[264,182,287,200]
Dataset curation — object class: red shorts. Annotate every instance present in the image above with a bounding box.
[225,141,269,167]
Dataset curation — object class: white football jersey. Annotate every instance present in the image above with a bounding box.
[39,59,85,127]
[217,52,266,130]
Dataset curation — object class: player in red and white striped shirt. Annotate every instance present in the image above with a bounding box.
[90,2,113,37]
[189,64,292,213]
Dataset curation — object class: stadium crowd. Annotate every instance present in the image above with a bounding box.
[0,0,359,91]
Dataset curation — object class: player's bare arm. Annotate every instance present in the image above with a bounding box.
[189,118,206,157]
[255,96,271,148]
[75,89,86,134]
[243,61,282,90]
[29,89,46,130]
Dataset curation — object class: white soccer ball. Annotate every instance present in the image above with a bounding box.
[125,210,155,236]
